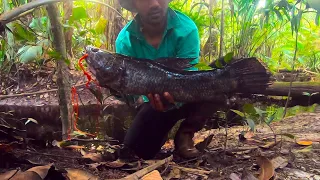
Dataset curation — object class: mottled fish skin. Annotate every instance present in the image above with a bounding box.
[84,46,273,103]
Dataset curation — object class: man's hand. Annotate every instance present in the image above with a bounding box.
[148,92,175,112]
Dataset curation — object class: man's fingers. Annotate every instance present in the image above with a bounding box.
[148,93,156,109]
[154,94,164,111]
[164,92,175,104]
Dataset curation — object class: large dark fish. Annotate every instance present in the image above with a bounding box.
[84,46,273,103]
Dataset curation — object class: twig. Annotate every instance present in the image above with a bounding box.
[0,82,86,99]
[68,138,119,143]
[120,155,173,180]
[170,165,213,175]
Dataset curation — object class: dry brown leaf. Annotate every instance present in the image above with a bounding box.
[244,131,255,139]
[259,141,279,149]
[0,169,21,179]
[229,173,241,180]
[296,140,313,146]
[66,168,99,180]
[64,145,85,150]
[271,156,288,169]
[82,153,103,162]
[257,156,274,180]
[102,159,126,168]
[164,167,181,180]
[27,164,53,179]
[9,171,42,180]
[141,170,163,180]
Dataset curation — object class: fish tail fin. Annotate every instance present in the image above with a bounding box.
[227,57,274,93]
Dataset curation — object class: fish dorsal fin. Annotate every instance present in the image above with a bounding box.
[153,57,196,70]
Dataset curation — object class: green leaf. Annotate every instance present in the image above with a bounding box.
[47,50,63,59]
[295,145,312,153]
[274,9,283,21]
[194,62,213,70]
[316,12,320,26]
[29,17,48,32]
[12,23,36,42]
[246,118,255,131]
[18,45,43,63]
[70,7,87,23]
[265,111,276,125]
[224,52,234,64]
[254,107,266,117]
[95,17,108,34]
[231,109,245,117]
[282,133,296,139]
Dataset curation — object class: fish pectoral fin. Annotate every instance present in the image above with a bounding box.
[153,57,197,70]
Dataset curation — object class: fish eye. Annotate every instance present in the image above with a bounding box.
[91,47,99,52]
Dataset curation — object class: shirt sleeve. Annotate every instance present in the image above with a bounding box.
[176,28,201,67]
[115,34,135,57]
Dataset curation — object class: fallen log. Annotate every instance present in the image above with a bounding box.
[265,82,320,97]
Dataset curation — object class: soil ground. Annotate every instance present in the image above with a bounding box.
[0,112,319,180]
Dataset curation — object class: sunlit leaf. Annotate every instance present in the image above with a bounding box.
[230,109,245,117]
[95,17,108,34]
[194,62,212,70]
[70,7,87,23]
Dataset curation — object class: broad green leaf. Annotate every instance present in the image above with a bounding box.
[194,62,212,70]
[265,111,276,125]
[246,118,255,131]
[214,59,223,68]
[18,45,43,63]
[95,17,108,34]
[316,12,320,26]
[12,23,36,42]
[224,52,234,64]
[70,7,87,23]
[243,103,258,118]
[311,92,319,96]
[231,109,245,117]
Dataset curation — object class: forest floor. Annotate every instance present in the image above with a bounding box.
[0,62,320,179]
[0,112,319,180]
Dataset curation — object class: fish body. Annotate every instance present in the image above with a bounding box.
[84,46,273,103]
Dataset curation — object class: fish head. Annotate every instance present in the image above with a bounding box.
[84,46,123,89]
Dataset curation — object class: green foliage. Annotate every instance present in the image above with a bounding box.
[17,45,43,63]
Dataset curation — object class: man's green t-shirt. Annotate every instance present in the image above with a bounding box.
[115,8,200,104]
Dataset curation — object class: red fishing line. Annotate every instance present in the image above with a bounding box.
[68,54,102,139]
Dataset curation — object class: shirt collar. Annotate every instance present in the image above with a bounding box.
[126,8,180,39]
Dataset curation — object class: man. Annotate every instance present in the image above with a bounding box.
[115,0,213,159]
